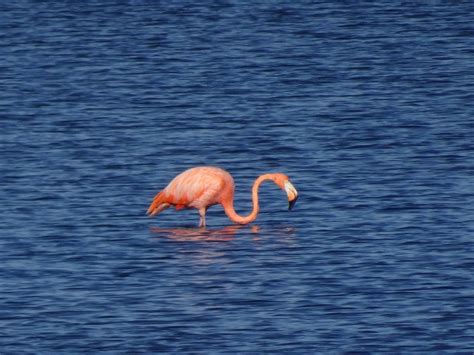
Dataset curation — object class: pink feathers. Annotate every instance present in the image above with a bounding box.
[147,166,298,227]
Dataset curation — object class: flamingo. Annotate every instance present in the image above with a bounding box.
[147,166,298,227]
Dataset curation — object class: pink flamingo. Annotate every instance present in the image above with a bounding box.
[147,166,298,227]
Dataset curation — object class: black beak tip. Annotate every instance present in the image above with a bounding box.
[288,197,298,211]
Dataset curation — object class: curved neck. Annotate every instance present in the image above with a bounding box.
[222,174,273,225]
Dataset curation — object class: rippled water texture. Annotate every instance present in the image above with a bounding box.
[1,1,473,352]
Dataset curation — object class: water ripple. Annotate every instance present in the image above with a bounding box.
[1,1,473,353]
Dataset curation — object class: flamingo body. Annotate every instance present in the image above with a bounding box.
[148,166,233,212]
[147,166,298,227]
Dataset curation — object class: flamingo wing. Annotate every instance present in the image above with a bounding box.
[147,167,228,216]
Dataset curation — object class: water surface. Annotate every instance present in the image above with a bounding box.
[1,1,473,352]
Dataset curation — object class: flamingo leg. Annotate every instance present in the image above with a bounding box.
[198,208,207,228]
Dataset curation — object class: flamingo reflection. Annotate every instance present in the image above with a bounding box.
[151,225,260,242]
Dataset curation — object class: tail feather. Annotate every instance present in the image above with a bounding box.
[147,191,170,216]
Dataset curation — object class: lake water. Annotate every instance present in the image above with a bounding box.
[1,1,473,353]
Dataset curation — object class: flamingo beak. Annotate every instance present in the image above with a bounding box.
[285,181,298,210]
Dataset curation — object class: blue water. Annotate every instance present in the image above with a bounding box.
[1,1,473,352]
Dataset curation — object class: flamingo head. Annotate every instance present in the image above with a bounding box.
[270,173,299,210]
